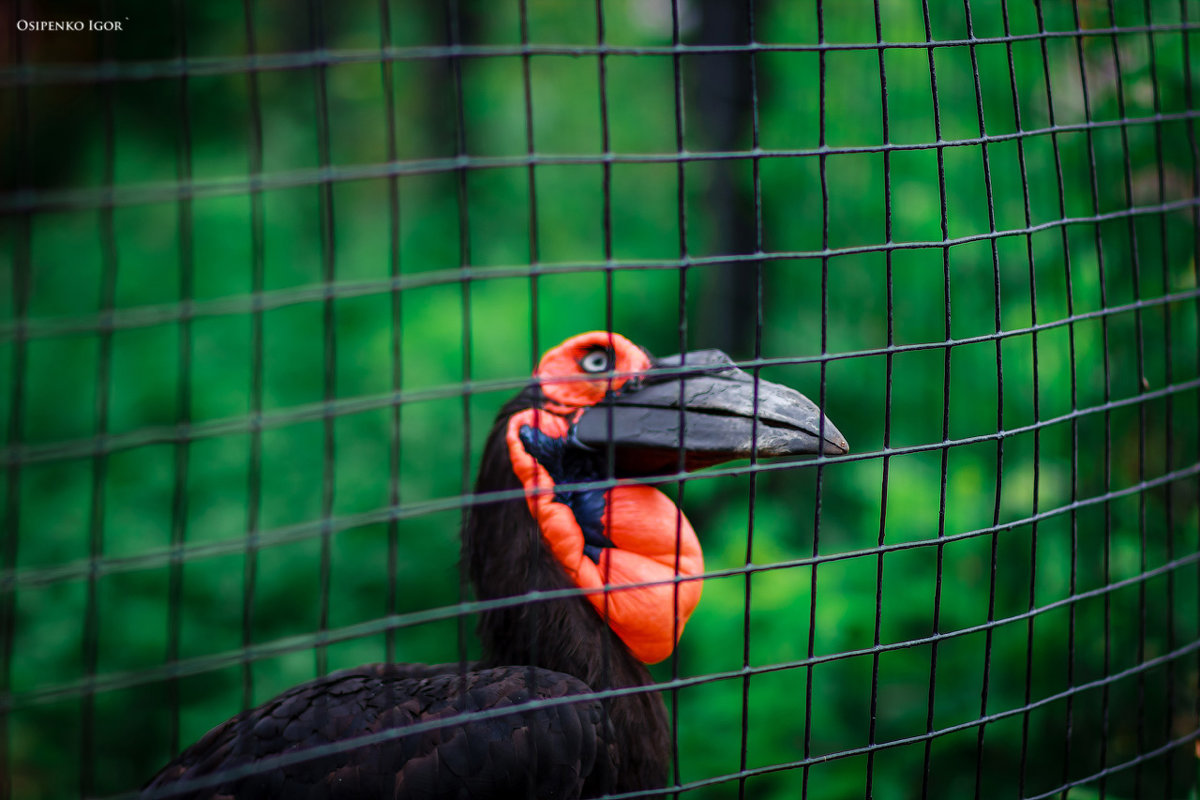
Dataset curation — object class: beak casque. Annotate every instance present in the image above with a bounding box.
[572,348,848,477]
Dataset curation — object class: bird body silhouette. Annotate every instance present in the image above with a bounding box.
[142,331,847,799]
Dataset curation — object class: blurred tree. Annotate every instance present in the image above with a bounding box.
[691,0,762,358]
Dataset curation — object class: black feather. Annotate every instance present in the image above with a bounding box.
[143,392,669,800]
[142,665,614,800]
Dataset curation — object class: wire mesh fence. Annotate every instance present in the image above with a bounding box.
[2,0,1199,797]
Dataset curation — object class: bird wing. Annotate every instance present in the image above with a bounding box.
[141,663,617,800]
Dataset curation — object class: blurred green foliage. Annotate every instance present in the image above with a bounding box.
[2,0,1200,798]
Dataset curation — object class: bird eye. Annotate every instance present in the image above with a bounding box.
[579,349,611,374]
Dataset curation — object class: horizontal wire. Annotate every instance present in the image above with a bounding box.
[1018,730,1198,800]
[2,22,1195,89]
[7,467,1198,714]
[2,192,1196,347]
[4,110,1199,216]
[734,460,1200,582]
[628,646,1200,800]
[105,627,1200,800]
[2,292,1195,475]
[4,373,1197,594]
[0,280,1195,485]
[4,293,1195,470]
[1,276,1195,457]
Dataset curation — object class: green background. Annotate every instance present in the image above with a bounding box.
[3,0,1199,797]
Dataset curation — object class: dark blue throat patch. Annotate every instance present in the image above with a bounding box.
[518,425,615,564]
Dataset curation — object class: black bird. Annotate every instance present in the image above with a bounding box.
[142,331,848,799]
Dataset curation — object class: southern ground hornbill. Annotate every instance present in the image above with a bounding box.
[142,331,848,799]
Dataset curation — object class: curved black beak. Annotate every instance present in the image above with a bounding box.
[572,349,848,477]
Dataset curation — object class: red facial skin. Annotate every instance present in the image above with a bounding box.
[505,333,703,664]
[533,331,651,412]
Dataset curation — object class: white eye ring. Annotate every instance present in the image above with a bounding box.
[579,349,611,374]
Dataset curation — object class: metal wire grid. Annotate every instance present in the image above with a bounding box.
[2,0,1199,798]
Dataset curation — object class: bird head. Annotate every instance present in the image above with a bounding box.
[504,331,847,664]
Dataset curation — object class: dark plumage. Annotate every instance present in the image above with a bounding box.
[143,393,636,800]
[142,332,846,799]
[141,663,614,799]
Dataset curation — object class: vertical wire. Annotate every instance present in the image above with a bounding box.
[166,0,196,759]
[591,5,640,796]
[593,0,618,596]
[519,0,541,380]
[1067,4,1115,793]
[308,0,337,680]
[240,0,267,713]
[961,0,1006,795]
[596,0,615,348]
[378,0,402,667]
[1031,0,1081,787]
[998,2,1041,795]
[0,8,33,796]
[668,0,689,792]
[376,8,406,792]
[736,3,763,797]
[1176,0,1200,786]
[81,8,120,791]
[518,4,543,796]
[593,0,613,763]
[1141,3,1177,794]
[801,4,827,796]
[918,3,952,796]
[593,0,616,473]
[445,0,474,682]
[1101,3,1151,791]
[1178,0,1200,785]
[864,2,893,796]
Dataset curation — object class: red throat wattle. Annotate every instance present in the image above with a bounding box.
[505,333,704,664]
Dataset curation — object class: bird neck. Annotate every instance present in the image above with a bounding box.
[464,404,658,689]
[462,400,674,790]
